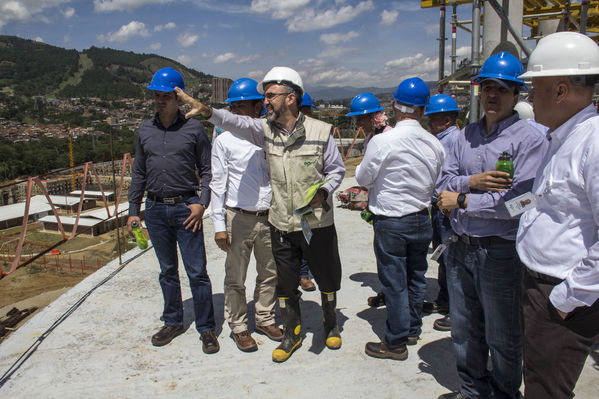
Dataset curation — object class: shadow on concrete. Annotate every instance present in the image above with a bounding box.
[182,293,225,335]
[356,306,387,341]
[349,272,381,293]
[299,299,349,355]
[417,337,460,392]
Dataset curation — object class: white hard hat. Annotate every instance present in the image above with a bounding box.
[520,31,599,78]
[514,101,534,120]
[258,66,304,95]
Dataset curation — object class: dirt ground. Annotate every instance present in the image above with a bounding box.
[0,156,363,344]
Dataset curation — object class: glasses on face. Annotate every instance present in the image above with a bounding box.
[263,91,292,100]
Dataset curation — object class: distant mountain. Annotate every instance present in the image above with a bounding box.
[307,82,439,102]
[0,35,214,99]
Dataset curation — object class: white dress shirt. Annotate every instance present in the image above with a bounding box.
[210,131,272,232]
[355,119,445,217]
[517,104,599,313]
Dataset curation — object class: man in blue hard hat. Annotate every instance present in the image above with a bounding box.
[436,52,549,399]
[127,67,219,354]
[300,92,317,117]
[357,77,445,361]
[422,94,462,332]
[175,66,345,364]
[210,78,282,352]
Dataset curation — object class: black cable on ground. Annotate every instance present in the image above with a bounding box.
[0,246,152,389]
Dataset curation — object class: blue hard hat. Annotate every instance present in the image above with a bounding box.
[392,77,430,107]
[226,78,264,103]
[147,67,184,92]
[346,92,384,116]
[473,51,525,87]
[425,94,461,115]
[301,93,317,108]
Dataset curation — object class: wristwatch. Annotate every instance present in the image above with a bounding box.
[457,193,466,209]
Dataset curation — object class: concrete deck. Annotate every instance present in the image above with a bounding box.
[1,177,597,398]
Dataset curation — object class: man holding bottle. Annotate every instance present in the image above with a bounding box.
[436,52,548,399]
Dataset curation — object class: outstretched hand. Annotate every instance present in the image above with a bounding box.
[174,87,212,119]
[469,170,512,191]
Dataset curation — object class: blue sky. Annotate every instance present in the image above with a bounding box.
[0,0,476,88]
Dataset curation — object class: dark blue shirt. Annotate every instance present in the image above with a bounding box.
[128,111,212,217]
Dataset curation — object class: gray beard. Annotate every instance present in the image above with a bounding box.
[266,109,279,123]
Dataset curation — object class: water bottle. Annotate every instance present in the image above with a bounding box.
[360,209,374,225]
[131,220,148,250]
[495,151,514,187]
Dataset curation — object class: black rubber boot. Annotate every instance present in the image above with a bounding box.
[272,297,302,363]
[321,291,341,349]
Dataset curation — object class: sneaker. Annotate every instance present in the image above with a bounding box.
[232,330,258,352]
[367,292,386,307]
[437,392,465,399]
[151,325,184,347]
[433,315,451,331]
[300,277,316,291]
[364,341,408,361]
[407,336,420,346]
[255,323,283,342]
[200,330,220,354]
[423,301,449,314]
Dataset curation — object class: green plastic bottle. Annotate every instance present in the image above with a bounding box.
[496,151,514,185]
[131,220,148,250]
[360,209,374,225]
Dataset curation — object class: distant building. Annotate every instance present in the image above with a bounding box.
[211,77,232,104]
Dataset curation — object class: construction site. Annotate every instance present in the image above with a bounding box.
[0,1,598,398]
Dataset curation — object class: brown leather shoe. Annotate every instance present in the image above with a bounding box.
[300,277,316,291]
[364,341,408,361]
[232,330,258,352]
[200,330,220,354]
[151,325,184,347]
[255,323,283,341]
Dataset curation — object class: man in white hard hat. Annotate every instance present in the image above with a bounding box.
[175,66,345,363]
[516,31,599,399]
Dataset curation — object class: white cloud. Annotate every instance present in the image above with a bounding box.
[63,6,75,18]
[248,70,264,80]
[148,42,162,50]
[317,45,356,59]
[154,22,175,32]
[63,34,71,43]
[287,1,374,32]
[214,52,235,64]
[426,23,439,36]
[250,0,310,19]
[0,0,72,28]
[178,32,199,47]
[380,9,398,26]
[93,0,173,13]
[319,30,360,46]
[97,21,149,43]
[33,36,44,42]
[236,54,261,64]
[177,54,194,66]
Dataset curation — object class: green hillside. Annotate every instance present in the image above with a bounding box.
[0,36,214,100]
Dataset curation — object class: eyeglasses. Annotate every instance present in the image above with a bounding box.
[264,91,292,100]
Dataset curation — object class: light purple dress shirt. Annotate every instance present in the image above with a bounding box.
[437,113,549,240]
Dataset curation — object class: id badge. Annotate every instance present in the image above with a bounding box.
[505,192,536,217]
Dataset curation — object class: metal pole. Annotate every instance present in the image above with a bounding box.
[439,1,447,92]
[452,3,458,75]
[109,128,123,265]
[581,0,589,34]
[469,0,481,124]
[486,0,531,57]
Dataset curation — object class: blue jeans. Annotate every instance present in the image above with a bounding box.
[446,239,523,399]
[373,212,432,348]
[431,207,453,306]
[144,198,215,333]
[299,257,312,279]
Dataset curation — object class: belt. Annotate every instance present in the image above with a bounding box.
[413,208,430,217]
[459,234,514,247]
[147,191,195,205]
[527,268,563,285]
[227,206,269,217]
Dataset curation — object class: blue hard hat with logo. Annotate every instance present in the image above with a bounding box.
[425,94,461,115]
[147,67,184,92]
[346,92,384,116]
[472,51,525,87]
[226,78,264,103]
[392,77,430,106]
[301,93,317,108]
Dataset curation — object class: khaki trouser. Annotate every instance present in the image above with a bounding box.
[224,208,277,334]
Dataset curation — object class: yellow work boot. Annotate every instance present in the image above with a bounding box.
[322,291,342,350]
[272,297,302,363]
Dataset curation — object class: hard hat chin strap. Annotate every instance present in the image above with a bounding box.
[393,101,415,114]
